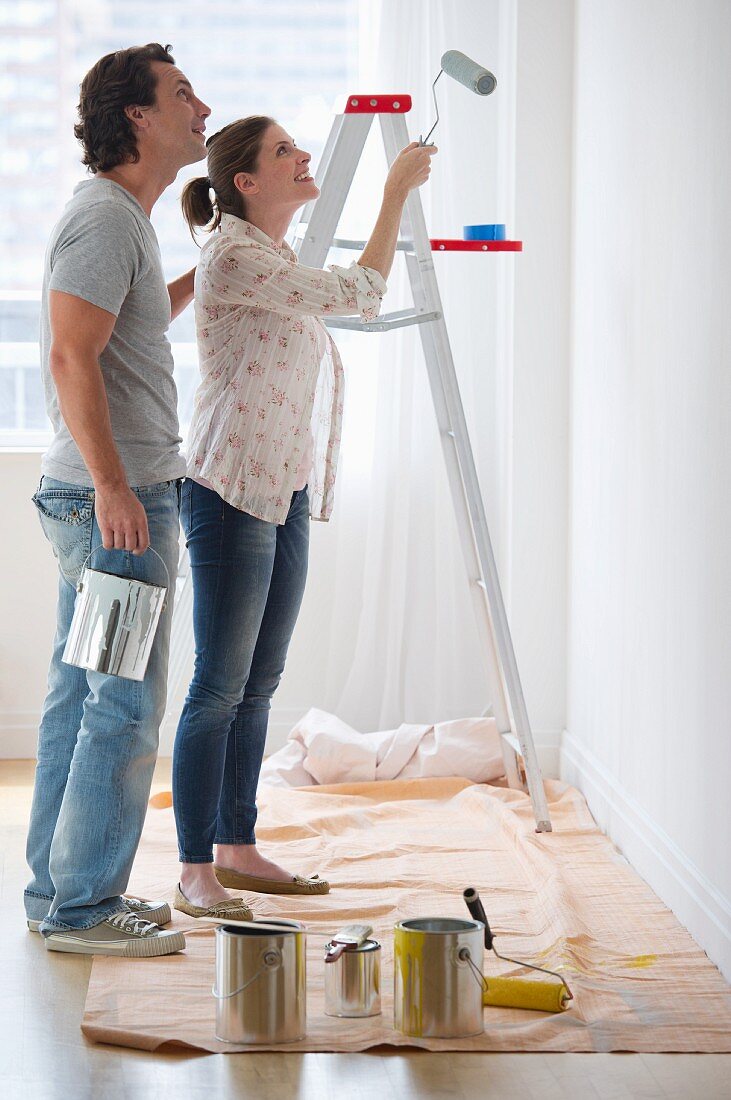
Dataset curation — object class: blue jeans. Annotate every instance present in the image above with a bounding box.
[173,479,309,863]
[24,476,181,931]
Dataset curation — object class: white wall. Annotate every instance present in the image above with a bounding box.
[512,0,573,754]
[563,0,731,979]
[0,451,56,755]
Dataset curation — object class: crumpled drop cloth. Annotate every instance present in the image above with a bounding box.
[258,708,505,787]
[83,776,731,1053]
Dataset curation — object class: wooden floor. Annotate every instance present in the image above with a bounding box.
[1,759,729,1099]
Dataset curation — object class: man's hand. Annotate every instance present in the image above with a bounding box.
[95,484,149,554]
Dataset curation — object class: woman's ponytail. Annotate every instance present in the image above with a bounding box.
[180,116,275,241]
[181,176,218,238]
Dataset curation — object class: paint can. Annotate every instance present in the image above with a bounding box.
[62,545,169,681]
[324,938,381,1017]
[393,917,485,1038]
[213,920,306,1044]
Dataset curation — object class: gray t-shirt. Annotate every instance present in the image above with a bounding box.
[40,178,186,487]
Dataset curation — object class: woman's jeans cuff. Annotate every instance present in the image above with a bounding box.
[178,838,256,863]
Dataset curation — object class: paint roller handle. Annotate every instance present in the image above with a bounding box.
[464,887,574,1002]
[463,886,494,950]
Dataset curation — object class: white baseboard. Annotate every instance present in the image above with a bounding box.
[561,730,731,983]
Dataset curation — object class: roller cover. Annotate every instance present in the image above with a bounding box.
[483,976,570,1013]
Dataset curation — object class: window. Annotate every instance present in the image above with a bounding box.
[0,0,359,446]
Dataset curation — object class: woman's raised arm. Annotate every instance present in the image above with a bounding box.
[358,142,438,281]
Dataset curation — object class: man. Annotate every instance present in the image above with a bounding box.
[24,44,210,956]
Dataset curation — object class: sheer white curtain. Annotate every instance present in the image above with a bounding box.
[294,0,516,731]
[164,0,516,745]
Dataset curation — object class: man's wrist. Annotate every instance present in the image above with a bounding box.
[93,473,129,494]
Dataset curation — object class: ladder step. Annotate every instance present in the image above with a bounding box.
[502,733,522,758]
[326,309,441,332]
[331,237,414,252]
[293,228,415,253]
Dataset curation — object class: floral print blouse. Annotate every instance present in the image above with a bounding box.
[185,213,387,523]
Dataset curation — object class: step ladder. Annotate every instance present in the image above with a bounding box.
[293,93,551,831]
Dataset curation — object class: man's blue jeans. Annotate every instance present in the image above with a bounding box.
[172,479,309,863]
[24,476,181,931]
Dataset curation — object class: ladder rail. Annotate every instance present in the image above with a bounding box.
[296,113,373,267]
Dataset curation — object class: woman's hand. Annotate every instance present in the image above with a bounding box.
[384,142,438,200]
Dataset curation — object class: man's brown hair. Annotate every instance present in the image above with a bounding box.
[74,43,175,173]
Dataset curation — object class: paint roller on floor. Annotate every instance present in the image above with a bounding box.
[463,886,573,1012]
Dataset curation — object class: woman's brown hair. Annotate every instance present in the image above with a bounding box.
[180,116,275,237]
[74,43,175,173]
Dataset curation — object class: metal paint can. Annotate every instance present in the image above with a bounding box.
[324,939,381,1017]
[393,917,485,1038]
[62,546,169,681]
[213,920,306,1044]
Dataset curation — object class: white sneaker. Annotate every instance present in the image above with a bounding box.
[43,911,185,957]
[123,896,172,926]
[27,894,171,933]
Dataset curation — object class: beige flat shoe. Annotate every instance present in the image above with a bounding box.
[173,883,253,921]
[214,866,330,895]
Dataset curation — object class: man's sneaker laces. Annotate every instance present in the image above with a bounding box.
[107,911,160,937]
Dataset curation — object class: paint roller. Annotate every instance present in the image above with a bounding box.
[421,50,497,146]
[463,886,573,1012]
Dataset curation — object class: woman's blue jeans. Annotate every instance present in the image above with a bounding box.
[172,479,309,863]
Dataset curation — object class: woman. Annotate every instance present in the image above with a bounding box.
[173,115,436,919]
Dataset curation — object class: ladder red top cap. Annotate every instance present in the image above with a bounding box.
[344,94,412,114]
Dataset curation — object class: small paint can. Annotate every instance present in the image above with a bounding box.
[324,939,381,1017]
[62,545,169,681]
[394,917,485,1038]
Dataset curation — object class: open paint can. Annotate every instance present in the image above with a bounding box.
[213,920,306,1044]
[324,938,381,1017]
[62,545,169,681]
[394,917,485,1038]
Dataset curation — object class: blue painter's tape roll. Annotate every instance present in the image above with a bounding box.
[463,224,506,241]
